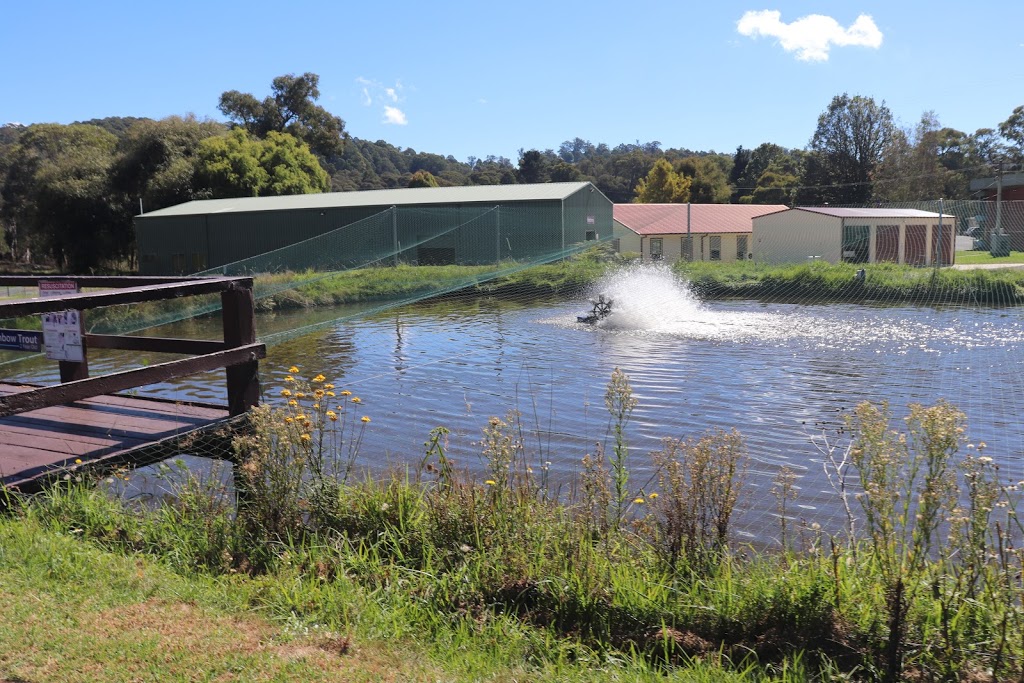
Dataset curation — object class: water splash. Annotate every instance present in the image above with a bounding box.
[587,263,704,332]
[573,263,1024,350]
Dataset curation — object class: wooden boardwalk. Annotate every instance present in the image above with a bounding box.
[0,383,233,491]
[0,275,265,494]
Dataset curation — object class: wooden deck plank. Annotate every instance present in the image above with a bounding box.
[0,382,231,490]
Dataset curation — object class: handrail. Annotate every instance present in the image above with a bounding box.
[0,277,250,318]
[0,275,263,417]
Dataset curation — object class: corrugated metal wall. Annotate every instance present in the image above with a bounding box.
[136,187,614,275]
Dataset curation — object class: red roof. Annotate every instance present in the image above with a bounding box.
[613,203,788,235]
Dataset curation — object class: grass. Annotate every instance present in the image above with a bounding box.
[4,368,1024,680]
[676,258,1024,304]
[951,249,1024,265]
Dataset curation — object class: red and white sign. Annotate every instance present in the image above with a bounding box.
[38,280,80,298]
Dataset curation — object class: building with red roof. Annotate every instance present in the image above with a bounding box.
[613,203,788,262]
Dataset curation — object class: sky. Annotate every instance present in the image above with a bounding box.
[2,0,1022,164]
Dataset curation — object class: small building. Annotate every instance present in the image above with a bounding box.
[970,172,1024,202]
[752,207,957,266]
[612,204,787,262]
[968,173,1024,251]
[135,182,612,275]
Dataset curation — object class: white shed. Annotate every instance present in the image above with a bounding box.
[752,207,958,266]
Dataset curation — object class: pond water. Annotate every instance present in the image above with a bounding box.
[4,265,1024,541]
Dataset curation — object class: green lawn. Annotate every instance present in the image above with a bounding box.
[955,249,1024,264]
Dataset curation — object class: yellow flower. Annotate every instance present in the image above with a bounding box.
[295,392,305,398]
[284,375,295,383]
[326,391,335,397]
[285,417,294,424]
[485,479,496,486]
[326,410,337,421]
[340,390,352,396]
[351,397,362,404]
[314,389,325,398]
[324,384,335,390]
[648,492,659,499]
[296,414,306,421]
[289,366,300,373]
[312,374,326,383]
[280,389,292,397]
[304,421,312,430]
[634,497,646,505]
[361,416,371,423]
[288,399,298,407]
[312,403,320,410]
[300,433,312,442]
[74,458,82,464]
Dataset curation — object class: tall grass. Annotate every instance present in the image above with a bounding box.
[6,368,1024,679]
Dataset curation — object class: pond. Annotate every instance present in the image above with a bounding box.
[4,265,1023,541]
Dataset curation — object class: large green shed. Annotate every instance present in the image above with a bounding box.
[135,182,612,275]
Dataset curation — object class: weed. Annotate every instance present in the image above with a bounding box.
[648,429,746,572]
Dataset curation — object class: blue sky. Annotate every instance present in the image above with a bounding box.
[2,0,1022,163]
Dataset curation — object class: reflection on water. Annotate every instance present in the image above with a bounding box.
[3,265,1023,540]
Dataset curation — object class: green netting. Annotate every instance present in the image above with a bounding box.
[83,202,612,342]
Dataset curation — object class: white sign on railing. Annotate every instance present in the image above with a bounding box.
[38,280,84,363]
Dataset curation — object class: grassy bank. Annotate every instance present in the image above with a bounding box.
[677,259,1024,304]
[3,368,1023,680]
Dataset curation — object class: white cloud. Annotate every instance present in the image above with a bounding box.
[737,10,883,61]
[383,106,408,125]
[356,77,410,124]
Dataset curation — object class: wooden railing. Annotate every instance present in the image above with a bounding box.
[0,276,266,418]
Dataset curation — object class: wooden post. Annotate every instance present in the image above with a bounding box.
[221,281,259,416]
[58,336,89,382]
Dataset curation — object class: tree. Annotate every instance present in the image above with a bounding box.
[195,129,329,198]
[408,170,439,187]
[801,93,896,204]
[2,124,121,271]
[677,156,731,203]
[747,169,800,205]
[549,161,583,182]
[517,149,549,184]
[729,146,752,201]
[633,158,691,203]
[998,106,1024,163]
[873,112,951,201]
[110,116,225,212]
[218,72,348,161]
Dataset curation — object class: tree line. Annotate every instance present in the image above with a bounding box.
[1,71,1022,272]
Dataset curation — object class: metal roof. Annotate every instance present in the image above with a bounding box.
[970,172,1024,192]
[613,203,788,235]
[793,207,956,219]
[137,182,596,218]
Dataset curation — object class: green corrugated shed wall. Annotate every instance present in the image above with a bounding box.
[135,183,612,275]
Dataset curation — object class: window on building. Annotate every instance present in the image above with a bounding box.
[681,236,693,261]
[709,236,721,261]
[842,225,870,263]
[585,230,597,241]
[736,235,748,260]
[191,253,207,272]
[650,238,663,260]
[171,253,186,273]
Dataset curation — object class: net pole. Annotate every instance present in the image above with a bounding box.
[392,206,399,267]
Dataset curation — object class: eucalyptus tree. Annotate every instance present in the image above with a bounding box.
[801,93,896,204]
